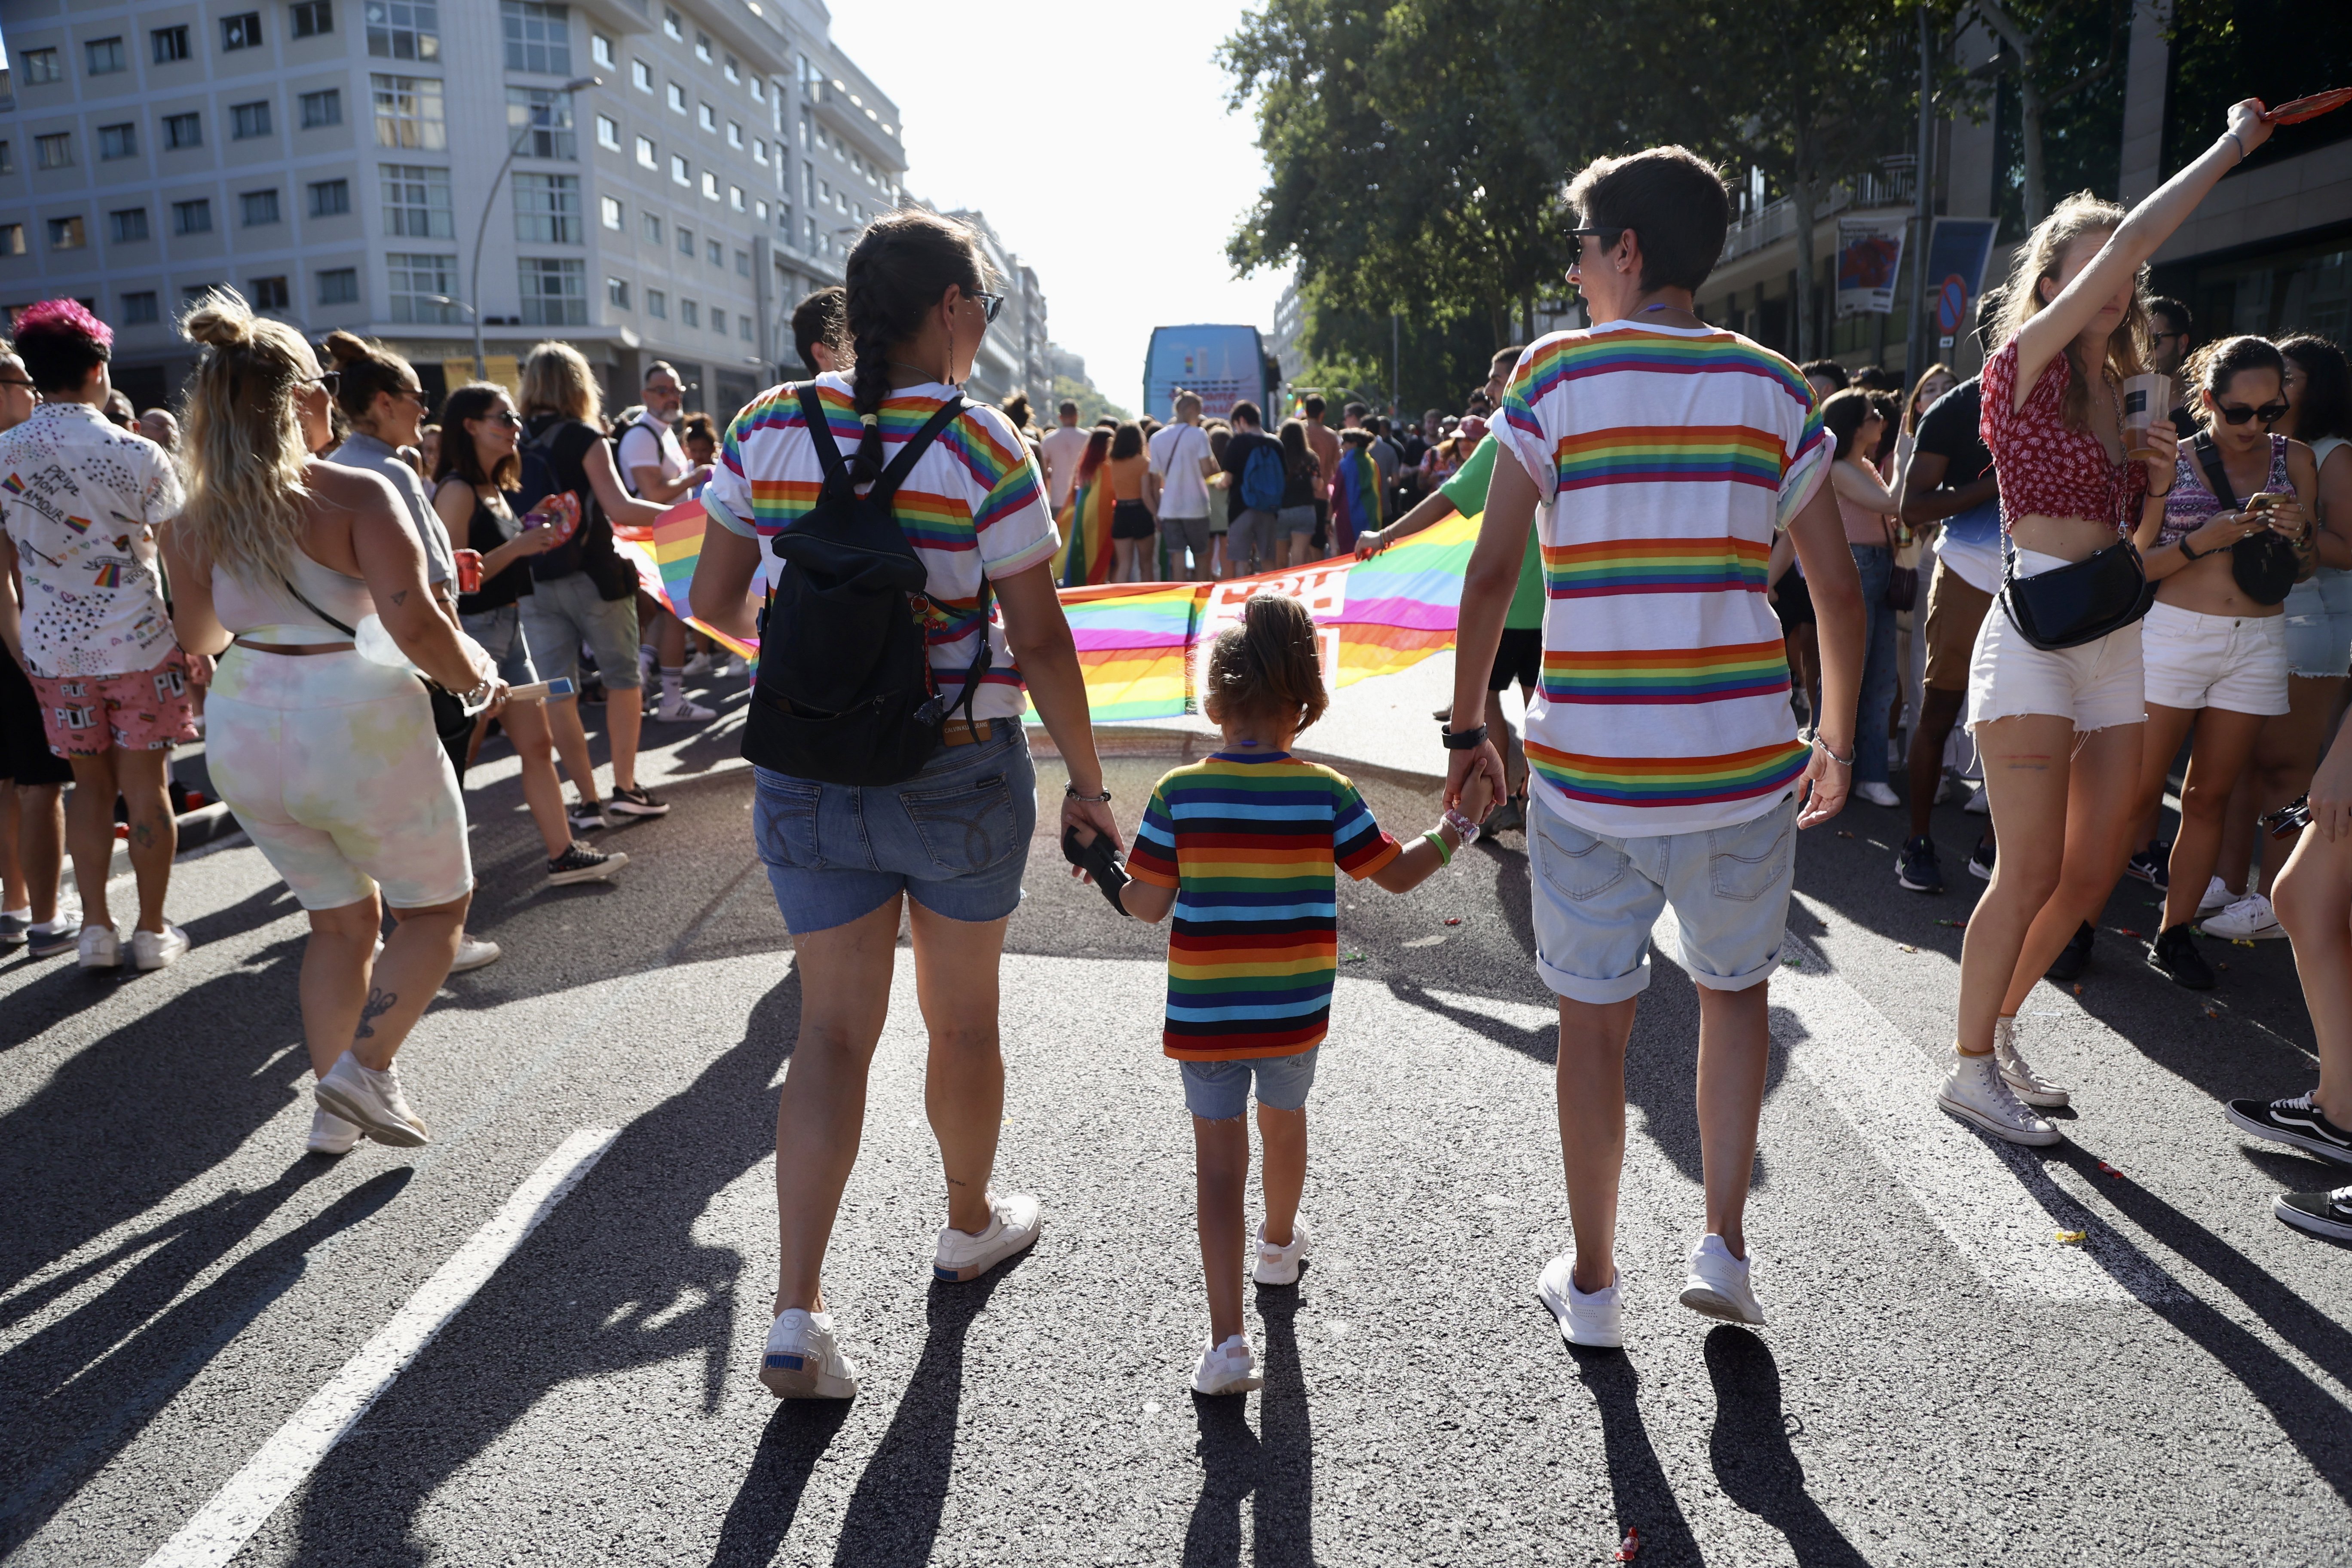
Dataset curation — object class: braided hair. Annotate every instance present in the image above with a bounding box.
[842,209,991,483]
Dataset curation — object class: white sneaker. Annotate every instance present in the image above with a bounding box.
[1854,780,1900,808]
[759,1308,861,1399]
[650,695,716,723]
[1535,1253,1623,1348]
[1191,1334,1263,1396]
[1963,784,1990,816]
[2202,891,2286,940]
[2197,876,2233,916]
[131,923,190,971]
[306,1106,362,1155]
[313,1050,429,1147]
[449,934,502,973]
[681,651,714,678]
[1252,1218,1311,1286]
[1679,1234,1766,1325]
[932,1191,1041,1283]
[1993,1016,2070,1108]
[1932,774,1956,805]
[1937,1047,2061,1146]
[720,656,750,680]
[77,925,121,970]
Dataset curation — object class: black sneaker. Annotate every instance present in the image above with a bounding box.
[548,842,629,886]
[2226,1093,2352,1166]
[567,798,610,833]
[2046,921,2094,981]
[1967,839,1996,881]
[1896,836,1944,893]
[2147,923,2215,989]
[2275,1184,2352,1242]
[606,784,670,819]
[24,918,80,959]
[0,911,24,948]
[2125,840,2171,891]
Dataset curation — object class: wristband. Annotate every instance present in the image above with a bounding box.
[2177,535,2206,561]
[1441,723,1489,751]
[1064,782,1112,803]
[1423,828,1452,866]
[2223,129,2248,161]
[1442,806,1482,845]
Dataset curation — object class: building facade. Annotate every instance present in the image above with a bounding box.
[0,0,909,421]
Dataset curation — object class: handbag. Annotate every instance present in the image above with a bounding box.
[278,575,480,773]
[2190,432,2299,607]
[1997,530,2156,651]
[1881,518,1918,612]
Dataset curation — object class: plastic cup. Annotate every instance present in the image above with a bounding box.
[2123,372,2171,460]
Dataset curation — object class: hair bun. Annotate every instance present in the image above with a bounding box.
[180,293,254,349]
[322,329,369,365]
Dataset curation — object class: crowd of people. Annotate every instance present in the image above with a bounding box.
[4,92,2346,1411]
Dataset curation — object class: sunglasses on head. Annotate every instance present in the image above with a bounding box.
[2216,399,2289,426]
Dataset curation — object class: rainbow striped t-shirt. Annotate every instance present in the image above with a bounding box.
[1496,323,1829,837]
[1125,753,1403,1061]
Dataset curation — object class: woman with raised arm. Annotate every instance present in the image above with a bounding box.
[160,290,502,1155]
[688,209,1118,1403]
[1944,99,2275,1147]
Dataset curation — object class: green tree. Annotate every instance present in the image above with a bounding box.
[1051,374,1130,428]
[1974,0,2136,224]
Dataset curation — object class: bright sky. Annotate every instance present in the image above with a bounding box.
[827,1,1288,413]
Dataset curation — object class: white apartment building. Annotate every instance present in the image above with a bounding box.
[0,0,910,422]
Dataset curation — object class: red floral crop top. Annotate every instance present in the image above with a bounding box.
[1979,338,2147,535]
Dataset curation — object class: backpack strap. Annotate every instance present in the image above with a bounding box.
[798,384,854,501]
[870,393,965,505]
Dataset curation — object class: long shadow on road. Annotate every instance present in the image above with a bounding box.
[1703,1327,1872,1567]
[1181,1283,1312,1568]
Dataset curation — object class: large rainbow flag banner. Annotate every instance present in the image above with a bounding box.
[622,499,1486,721]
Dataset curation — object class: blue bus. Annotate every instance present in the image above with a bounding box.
[1142,325,1274,426]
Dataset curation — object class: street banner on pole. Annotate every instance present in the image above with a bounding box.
[1835,214,1909,318]
[1923,217,2001,349]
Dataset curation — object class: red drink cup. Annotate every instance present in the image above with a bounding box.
[455,548,484,594]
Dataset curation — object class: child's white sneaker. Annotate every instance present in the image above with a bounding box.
[932,1191,1041,1282]
[759,1308,860,1399]
[1191,1334,1263,1396]
[1535,1253,1623,1348]
[1252,1218,1311,1286]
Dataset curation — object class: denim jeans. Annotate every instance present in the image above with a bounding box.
[1849,544,1898,785]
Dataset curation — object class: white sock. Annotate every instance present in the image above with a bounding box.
[2,905,28,922]
[661,668,684,705]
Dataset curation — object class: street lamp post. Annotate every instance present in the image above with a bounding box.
[468,74,600,378]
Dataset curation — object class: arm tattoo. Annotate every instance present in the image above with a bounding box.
[355,986,398,1041]
[389,589,410,607]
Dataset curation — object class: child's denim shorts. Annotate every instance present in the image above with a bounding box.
[1178,1046,1321,1121]
[752,720,1035,934]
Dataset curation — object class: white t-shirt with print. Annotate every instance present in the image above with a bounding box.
[701,373,1059,721]
[1148,423,1213,519]
[0,401,185,677]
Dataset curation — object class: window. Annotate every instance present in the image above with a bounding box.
[641,211,662,243]
[518,257,586,325]
[110,209,150,243]
[99,124,139,161]
[183,284,224,305]
[232,101,275,140]
[634,135,656,169]
[502,1,571,74]
[755,198,768,222]
[387,252,459,322]
[309,178,352,216]
[710,307,726,335]
[122,291,159,324]
[0,225,22,257]
[35,134,74,170]
[751,138,766,165]
[300,89,343,128]
[380,163,453,237]
[172,199,213,236]
[591,33,613,69]
[680,297,698,328]
[646,288,666,319]
[694,30,712,63]
[724,53,739,83]
[705,238,720,266]
[317,267,361,305]
[729,185,744,212]
[667,82,686,114]
[240,189,282,226]
[0,144,11,176]
[735,248,750,277]
[600,194,623,230]
[222,12,264,50]
[19,49,60,85]
[164,114,203,151]
[513,173,581,243]
[751,76,764,102]
[243,276,288,310]
[364,0,438,60]
[595,114,620,151]
[740,314,753,342]
[698,103,716,132]
[507,89,576,159]
[373,75,446,149]
[631,58,651,92]
[291,2,336,38]
[677,225,694,256]
[726,120,742,149]
[606,276,630,309]
[86,38,126,75]
[153,28,191,64]
[662,7,682,41]
[701,170,719,201]
[670,154,689,186]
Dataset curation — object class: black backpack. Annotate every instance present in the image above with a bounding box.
[741,386,989,784]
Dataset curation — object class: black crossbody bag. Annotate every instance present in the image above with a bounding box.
[2190,432,2300,607]
[1997,455,2156,651]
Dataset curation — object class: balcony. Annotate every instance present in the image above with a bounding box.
[1721,159,1917,263]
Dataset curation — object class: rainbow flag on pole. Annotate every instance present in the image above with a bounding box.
[1056,474,1116,587]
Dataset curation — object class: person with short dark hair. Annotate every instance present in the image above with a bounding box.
[792,285,847,375]
[1299,393,1340,546]
[1147,390,1218,580]
[2148,296,2194,378]
[1219,399,1282,576]
[1800,359,1849,401]
[103,389,136,431]
[1105,420,1157,582]
[1039,395,1089,514]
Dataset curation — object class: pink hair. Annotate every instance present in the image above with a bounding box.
[14,297,113,353]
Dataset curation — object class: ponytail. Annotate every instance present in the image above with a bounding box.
[840,209,990,482]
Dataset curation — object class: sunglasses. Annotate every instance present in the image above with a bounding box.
[967,289,1004,324]
[487,410,522,427]
[2216,399,2289,426]
[1566,227,1626,250]
[306,370,342,395]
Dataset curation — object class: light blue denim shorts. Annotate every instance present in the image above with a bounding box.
[2282,568,2352,679]
[460,603,540,687]
[1527,790,1798,1004]
[1178,1046,1321,1121]
[752,720,1036,934]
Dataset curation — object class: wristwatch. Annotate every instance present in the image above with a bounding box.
[1441,723,1489,751]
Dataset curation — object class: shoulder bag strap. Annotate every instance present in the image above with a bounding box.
[276,572,358,639]
[2192,431,2238,511]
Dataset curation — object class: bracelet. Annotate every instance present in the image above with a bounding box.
[1441,805,1482,845]
[1423,828,1452,867]
[2223,129,2248,162]
[2177,536,2206,561]
[2146,485,2171,499]
[1064,782,1112,803]
[1440,722,1489,751]
[1812,737,1855,768]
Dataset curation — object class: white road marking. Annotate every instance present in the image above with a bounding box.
[140,1128,619,1568]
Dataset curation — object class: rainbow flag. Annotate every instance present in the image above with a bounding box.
[1057,474,1116,588]
[1328,446,1382,554]
[1058,580,1199,720]
[1331,507,1481,686]
[612,502,758,662]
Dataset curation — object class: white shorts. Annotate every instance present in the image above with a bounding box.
[1966,549,2145,734]
[2140,598,2290,715]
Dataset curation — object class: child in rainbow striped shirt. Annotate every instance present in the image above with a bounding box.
[1087,595,1490,1394]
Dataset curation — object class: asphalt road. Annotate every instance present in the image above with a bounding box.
[2,675,2349,1567]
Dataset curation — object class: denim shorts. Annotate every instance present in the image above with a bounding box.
[1178,1046,1321,1120]
[2282,568,2352,679]
[753,720,1037,934]
[1527,790,1797,1004]
[460,603,540,687]
[519,571,641,692]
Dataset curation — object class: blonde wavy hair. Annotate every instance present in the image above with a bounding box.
[518,340,601,425]
[176,288,317,584]
[1993,192,2151,431]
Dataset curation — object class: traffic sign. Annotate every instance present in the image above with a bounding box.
[1936,276,1970,337]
